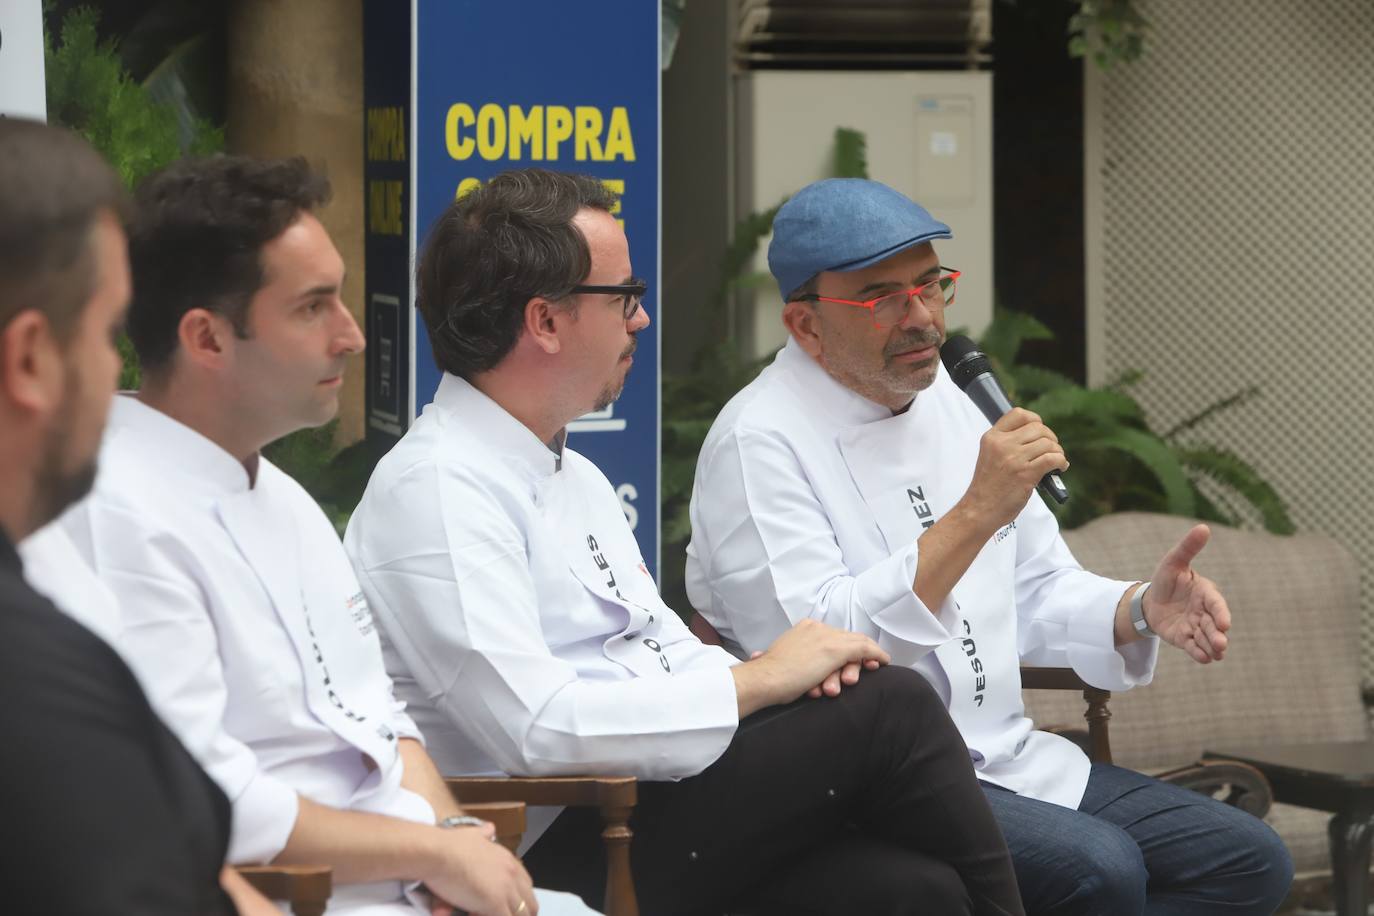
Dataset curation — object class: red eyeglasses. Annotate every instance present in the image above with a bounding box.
[794,268,960,329]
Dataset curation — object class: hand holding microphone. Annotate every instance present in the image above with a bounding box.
[940,335,1070,527]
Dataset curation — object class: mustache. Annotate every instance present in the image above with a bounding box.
[620,336,638,360]
[883,329,943,359]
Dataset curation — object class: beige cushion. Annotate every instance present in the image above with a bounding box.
[1022,512,1366,872]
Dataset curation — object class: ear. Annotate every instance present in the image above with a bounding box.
[782,300,824,359]
[0,310,64,417]
[176,307,233,370]
[522,296,564,356]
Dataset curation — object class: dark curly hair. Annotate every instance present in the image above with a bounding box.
[416,168,619,379]
[0,119,128,346]
[126,155,331,374]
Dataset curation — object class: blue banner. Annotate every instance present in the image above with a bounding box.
[366,0,662,575]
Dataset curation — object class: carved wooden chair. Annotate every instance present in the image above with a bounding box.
[446,776,639,916]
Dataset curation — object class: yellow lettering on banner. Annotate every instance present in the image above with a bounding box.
[445,104,475,160]
[446,103,635,163]
[575,106,605,162]
[477,103,506,161]
[368,180,404,235]
[510,106,543,160]
[604,107,635,162]
[366,107,406,162]
[546,106,574,160]
[455,177,483,200]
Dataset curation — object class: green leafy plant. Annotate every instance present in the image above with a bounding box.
[45,4,221,392]
[1067,0,1148,69]
[973,308,1293,535]
[44,6,221,189]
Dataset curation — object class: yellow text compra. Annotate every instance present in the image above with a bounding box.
[444,103,636,163]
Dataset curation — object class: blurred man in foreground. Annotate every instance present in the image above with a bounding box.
[0,117,246,915]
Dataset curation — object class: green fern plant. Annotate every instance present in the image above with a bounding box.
[979,308,1293,534]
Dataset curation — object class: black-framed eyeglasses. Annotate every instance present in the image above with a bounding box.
[570,279,647,320]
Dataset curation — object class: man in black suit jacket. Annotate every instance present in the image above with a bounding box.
[0,118,241,915]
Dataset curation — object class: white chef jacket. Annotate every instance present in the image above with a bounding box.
[345,373,740,792]
[64,396,436,913]
[20,511,123,648]
[686,338,1158,808]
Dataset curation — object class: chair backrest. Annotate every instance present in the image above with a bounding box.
[1024,512,1368,770]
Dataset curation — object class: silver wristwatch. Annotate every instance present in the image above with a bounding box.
[1130,582,1156,638]
[438,815,487,830]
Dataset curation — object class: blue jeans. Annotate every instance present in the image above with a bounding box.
[982,763,1292,915]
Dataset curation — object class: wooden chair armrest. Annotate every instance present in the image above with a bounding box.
[1020,666,1091,691]
[462,800,527,853]
[1020,666,1115,765]
[234,865,331,916]
[446,776,639,916]
[1154,759,1274,818]
[446,775,637,809]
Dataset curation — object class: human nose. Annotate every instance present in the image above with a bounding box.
[333,300,366,355]
[628,298,651,332]
[897,291,937,329]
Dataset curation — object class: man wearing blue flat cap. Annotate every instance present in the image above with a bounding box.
[687,178,1293,915]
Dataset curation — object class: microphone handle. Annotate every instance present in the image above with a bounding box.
[963,375,1070,505]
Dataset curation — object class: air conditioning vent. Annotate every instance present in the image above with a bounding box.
[736,0,992,69]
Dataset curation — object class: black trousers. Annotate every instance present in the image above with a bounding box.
[524,666,1024,916]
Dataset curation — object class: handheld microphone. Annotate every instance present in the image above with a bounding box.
[939,334,1070,505]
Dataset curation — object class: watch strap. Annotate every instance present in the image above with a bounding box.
[1130,582,1155,638]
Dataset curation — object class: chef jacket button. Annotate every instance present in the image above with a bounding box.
[827,788,836,798]
[689,851,699,861]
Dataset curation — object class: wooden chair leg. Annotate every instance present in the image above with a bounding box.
[599,799,638,916]
[1083,685,1113,765]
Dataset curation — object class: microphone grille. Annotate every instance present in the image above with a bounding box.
[939,335,993,391]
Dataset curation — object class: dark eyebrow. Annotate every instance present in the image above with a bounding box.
[295,282,340,302]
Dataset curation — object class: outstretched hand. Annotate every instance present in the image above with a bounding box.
[1144,524,1231,664]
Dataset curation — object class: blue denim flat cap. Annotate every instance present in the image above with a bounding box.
[768,178,952,301]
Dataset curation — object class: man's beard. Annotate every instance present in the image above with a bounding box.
[592,337,638,412]
[32,370,100,530]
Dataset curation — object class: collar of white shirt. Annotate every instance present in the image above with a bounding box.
[432,372,563,479]
[109,394,253,495]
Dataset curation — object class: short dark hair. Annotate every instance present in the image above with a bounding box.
[416,168,619,379]
[0,118,128,345]
[127,155,331,374]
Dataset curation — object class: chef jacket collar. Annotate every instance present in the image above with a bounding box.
[110,395,255,494]
[432,373,564,479]
[776,336,927,427]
